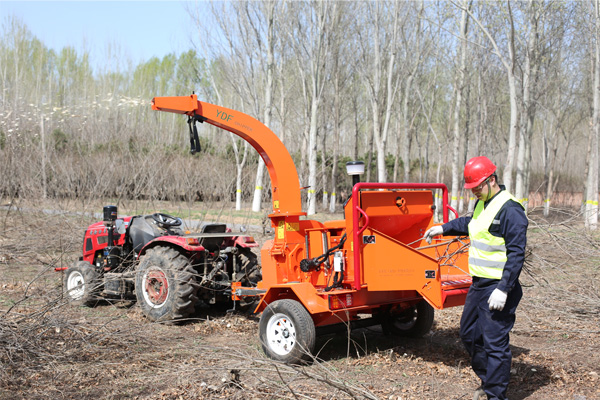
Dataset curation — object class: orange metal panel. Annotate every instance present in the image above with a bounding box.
[151,94,198,114]
[257,282,331,314]
[359,190,434,243]
[360,227,445,309]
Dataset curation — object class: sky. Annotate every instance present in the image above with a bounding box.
[0,1,201,70]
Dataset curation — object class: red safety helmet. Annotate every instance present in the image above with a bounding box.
[464,156,496,189]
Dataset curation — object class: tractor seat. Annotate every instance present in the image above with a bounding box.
[197,223,227,252]
[201,224,227,234]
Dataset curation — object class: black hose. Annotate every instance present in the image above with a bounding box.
[300,233,347,272]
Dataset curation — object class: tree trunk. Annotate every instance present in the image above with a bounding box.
[321,114,328,210]
[251,1,276,212]
[451,1,469,214]
[40,114,47,199]
[515,3,540,212]
[586,0,600,230]
[401,75,413,182]
[502,3,519,193]
[330,71,342,213]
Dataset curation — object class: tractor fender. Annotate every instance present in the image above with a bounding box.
[138,236,205,258]
[232,235,259,248]
[254,282,330,316]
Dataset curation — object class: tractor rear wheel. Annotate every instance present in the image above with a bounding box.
[135,246,198,323]
[234,248,262,311]
[381,300,434,338]
[237,248,261,286]
[259,299,316,364]
[64,261,101,307]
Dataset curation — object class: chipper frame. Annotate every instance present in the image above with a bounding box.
[152,94,472,363]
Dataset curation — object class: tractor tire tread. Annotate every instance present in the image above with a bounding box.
[135,246,198,323]
[238,248,261,286]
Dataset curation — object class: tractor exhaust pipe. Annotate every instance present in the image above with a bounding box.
[102,205,120,270]
[103,205,118,246]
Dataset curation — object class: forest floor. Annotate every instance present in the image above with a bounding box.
[0,200,599,400]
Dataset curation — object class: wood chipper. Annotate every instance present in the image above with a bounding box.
[151,94,472,363]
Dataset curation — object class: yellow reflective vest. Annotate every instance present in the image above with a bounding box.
[468,191,523,279]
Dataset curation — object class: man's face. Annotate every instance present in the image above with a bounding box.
[471,177,492,201]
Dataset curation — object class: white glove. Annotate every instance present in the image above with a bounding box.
[424,225,444,244]
[488,288,508,311]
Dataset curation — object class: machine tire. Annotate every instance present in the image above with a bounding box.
[64,261,101,307]
[135,246,198,323]
[238,248,261,286]
[259,299,316,364]
[381,300,435,338]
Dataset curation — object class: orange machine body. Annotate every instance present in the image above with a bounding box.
[152,95,471,328]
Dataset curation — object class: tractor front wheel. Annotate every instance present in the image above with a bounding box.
[135,246,198,323]
[64,261,101,307]
[381,300,435,338]
[259,299,316,364]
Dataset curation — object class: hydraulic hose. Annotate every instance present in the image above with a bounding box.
[300,233,347,272]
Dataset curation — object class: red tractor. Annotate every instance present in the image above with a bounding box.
[61,206,260,322]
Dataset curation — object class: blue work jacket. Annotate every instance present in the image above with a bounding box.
[442,188,528,293]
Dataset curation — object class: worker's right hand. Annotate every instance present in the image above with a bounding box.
[424,225,444,244]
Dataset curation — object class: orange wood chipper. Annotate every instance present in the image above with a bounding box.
[151,94,472,363]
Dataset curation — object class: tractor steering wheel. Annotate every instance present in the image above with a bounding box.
[151,213,182,228]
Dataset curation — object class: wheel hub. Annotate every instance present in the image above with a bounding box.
[266,313,296,356]
[143,268,169,307]
[67,271,85,299]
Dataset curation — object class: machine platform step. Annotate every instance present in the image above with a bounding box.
[441,276,472,290]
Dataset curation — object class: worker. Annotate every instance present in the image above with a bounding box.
[424,156,528,400]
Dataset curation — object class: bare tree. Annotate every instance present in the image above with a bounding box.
[456,1,520,193]
[398,2,426,183]
[285,1,336,215]
[450,0,471,213]
[327,3,356,213]
[357,1,403,184]
[192,1,279,212]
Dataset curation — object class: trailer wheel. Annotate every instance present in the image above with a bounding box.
[64,261,101,307]
[135,246,198,323]
[259,299,316,364]
[381,300,434,338]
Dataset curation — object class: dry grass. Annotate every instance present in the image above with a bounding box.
[1,204,599,399]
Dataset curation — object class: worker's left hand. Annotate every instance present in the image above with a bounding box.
[488,288,508,311]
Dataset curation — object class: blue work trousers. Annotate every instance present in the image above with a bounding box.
[459,279,522,400]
